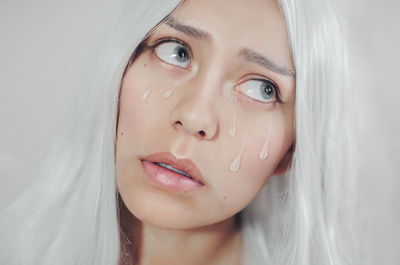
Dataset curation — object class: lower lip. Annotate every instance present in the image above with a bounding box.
[141,160,204,192]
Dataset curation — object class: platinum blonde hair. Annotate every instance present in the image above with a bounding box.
[0,0,356,265]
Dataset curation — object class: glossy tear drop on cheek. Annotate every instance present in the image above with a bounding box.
[142,72,159,101]
[142,87,152,101]
[163,81,179,98]
[230,133,248,173]
[259,125,271,160]
[229,111,237,137]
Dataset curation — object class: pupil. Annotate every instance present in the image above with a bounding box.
[175,47,188,62]
[261,82,274,100]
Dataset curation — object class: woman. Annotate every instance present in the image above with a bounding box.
[0,0,356,264]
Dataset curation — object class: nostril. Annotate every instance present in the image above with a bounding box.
[173,120,208,138]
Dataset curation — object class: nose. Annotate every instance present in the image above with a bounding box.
[169,82,219,140]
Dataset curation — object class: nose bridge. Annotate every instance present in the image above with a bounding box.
[169,66,222,140]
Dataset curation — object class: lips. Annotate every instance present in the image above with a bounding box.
[140,152,206,190]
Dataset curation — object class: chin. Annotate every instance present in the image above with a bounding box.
[130,204,212,230]
[121,190,234,231]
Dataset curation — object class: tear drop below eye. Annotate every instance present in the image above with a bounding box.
[259,136,270,160]
[163,88,174,98]
[230,133,248,172]
[142,72,159,101]
[142,86,152,101]
[164,81,179,98]
[229,112,237,137]
[259,125,271,160]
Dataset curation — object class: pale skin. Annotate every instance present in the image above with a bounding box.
[115,0,295,264]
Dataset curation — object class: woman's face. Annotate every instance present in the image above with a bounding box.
[116,0,295,230]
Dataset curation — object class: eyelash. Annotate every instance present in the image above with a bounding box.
[148,37,283,104]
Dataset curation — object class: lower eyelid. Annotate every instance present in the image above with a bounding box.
[236,93,276,111]
[148,54,192,81]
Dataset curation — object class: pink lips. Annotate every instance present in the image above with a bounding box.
[140,152,205,192]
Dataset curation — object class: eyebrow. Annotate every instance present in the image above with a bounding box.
[163,16,295,78]
[164,16,211,42]
[240,48,296,78]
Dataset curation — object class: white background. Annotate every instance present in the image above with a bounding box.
[0,0,399,264]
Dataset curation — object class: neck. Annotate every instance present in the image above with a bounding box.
[119,200,242,265]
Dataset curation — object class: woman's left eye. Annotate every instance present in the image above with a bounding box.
[154,40,191,68]
[236,79,280,103]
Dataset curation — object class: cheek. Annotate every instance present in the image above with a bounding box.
[118,65,159,135]
[220,137,288,211]
[247,115,290,162]
[242,135,285,178]
[232,118,293,190]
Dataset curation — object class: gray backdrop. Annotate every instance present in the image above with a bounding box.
[338,0,400,264]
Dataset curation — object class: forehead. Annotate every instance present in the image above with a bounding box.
[170,0,293,69]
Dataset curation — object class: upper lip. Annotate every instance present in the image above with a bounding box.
[141,152,205,185]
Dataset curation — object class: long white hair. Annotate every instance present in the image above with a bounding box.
[0,0,356,265]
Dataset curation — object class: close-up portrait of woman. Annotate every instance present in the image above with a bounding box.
[6,0,399,264]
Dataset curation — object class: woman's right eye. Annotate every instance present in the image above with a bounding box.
[154,40,191,69]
